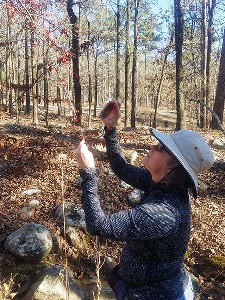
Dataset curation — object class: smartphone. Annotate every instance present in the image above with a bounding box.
[99,101,117,118]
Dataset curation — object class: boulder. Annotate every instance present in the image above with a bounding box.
[23,265,84,300]
[4,222,52,263]
[55,202,86,230]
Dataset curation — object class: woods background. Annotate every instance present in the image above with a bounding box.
[0,0,225,130]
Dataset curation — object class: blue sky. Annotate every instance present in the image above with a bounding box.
[152,0,173,13]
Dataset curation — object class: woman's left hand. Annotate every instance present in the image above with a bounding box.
[100,100,121,130]
[76,140,95,169]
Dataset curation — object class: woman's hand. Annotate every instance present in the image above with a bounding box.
[100,100,121,130]
[76,140,95,169]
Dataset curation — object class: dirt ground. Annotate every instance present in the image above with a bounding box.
[0,108,225,299]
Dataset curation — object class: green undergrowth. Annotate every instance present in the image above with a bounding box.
[209,254,225,270]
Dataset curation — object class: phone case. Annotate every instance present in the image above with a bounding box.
[99,101,115,118]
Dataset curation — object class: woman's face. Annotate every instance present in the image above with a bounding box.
[142,143,173,183]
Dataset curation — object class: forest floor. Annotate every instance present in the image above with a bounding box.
[0,106,225,299]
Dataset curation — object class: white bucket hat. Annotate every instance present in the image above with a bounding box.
[150,129,214,194]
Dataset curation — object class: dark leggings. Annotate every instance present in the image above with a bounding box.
[107,265,127,300]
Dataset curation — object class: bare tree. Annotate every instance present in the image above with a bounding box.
[124,0,131,128]
[67,0,82,126]
[24,22,31,115]
[93,43,98,118]
[31,29,38,125]
[200,0,207,128]
[87,20,92,127]
[6,6,13,116]
[206,0,216,126]
[211,28,225,130]
[43,50,49,126]
[174,0,185,130]
[116,0,121,100]
[131,0,140,129]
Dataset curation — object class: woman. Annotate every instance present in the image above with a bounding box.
[76,100,214,300]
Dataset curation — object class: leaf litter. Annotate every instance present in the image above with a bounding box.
[0,116,224,299]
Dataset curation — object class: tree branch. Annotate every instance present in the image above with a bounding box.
[180,89,225,134]
[189,98,225,135]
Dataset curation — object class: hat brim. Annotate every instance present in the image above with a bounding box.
[150,129,198,194]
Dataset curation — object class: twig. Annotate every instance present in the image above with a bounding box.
[60,154,70,300]
[180,89,225,135]
[195,269,225,299]
[93,236,105,300]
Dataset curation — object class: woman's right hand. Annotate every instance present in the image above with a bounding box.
[100,100,121,130]
[76,140,95,169]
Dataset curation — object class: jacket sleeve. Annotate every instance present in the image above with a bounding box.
[79,168,177,241]
[104,126,154,191]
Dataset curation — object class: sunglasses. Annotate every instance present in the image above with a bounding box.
[156,143,165,151]
[156,143,174,157]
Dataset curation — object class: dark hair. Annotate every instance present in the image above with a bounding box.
[163,157,197,199]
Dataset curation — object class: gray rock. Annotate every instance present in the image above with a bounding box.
[55,202,86,229]
[212,138,225,150]
[21,199,40,217]
[21,189,42,196]
[91,143,107,160]
[213,159,225,170]
[28,199,40,208]
[127,189,142,206]
[91,287,116,300]
[24,265,85,300]
[198,180,209,192]
[123,149,138,164]
[66,226,88,250]
[4,222,52,263]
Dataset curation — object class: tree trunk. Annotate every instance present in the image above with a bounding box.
[32,63,38,125]
[43,52,49,127]
[9,48,14,118]
[87,21,92,127]
[25,24,30,115]
[144,47,149,108]
[16,44,21,123]
[116,0,121,100]
[67,0,82,126]
[174,0,185,130]
[153,46,170,128]
[211,28,225,129]
[131,0,140,129]
[94,48,98,117]
[206,0,216,127]
[200,0,207,128]
[7,9,13,117]
[57,85,61,116]
[31,29,38,125]
[124,0,130,128]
